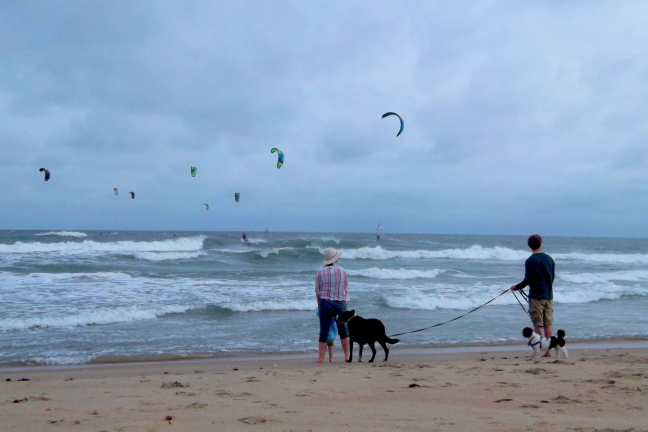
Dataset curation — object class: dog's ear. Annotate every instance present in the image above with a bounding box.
[350,309,355,315]
[522,327,533,338]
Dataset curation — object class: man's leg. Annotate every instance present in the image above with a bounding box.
[541,304,553,357]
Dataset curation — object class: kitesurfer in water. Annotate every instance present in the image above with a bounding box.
[511,234,555,356]
[264,228,268,235]
[242,232,248,243]
[315,248,350,363]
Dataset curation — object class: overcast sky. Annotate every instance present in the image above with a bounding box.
[1,1,648,237]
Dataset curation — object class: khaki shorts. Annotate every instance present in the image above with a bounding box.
[528,298,553,328]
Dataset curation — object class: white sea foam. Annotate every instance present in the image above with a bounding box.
[560,270,648,284]
[31,355,96,365]
[221,299,315,312]
[0,305,189,331]
[555,252,648,264]
[0,235,206,254]
[384,290,511,310]
[334,245,529,261]
[34,231,87,238]
[246,237,267,244]
[17,272,134,283]
[32,355,95,365]
[347,268,442,280]
[384,283,648,311]
[131,251,205,261]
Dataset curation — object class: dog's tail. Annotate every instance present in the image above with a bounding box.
[385,337,399,345]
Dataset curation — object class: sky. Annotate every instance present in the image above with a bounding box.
[1,1,648,237]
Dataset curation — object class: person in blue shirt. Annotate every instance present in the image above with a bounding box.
[511,234,555,356]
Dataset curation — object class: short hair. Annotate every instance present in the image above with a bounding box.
[527,234,542,251]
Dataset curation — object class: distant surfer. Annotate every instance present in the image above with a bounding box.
[242,232,248,243]
[264,228,268,235]
[376,223,383,241]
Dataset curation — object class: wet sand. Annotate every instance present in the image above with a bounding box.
[1,345,647,432]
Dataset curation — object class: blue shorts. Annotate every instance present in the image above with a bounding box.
[318,299,349,343]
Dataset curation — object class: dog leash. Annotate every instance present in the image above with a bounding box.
[388,288,512,337]
[511,289,531,319]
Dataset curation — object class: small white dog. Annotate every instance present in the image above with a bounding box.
[523,327,568,359]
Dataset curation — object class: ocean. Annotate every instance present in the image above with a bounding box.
[1,230,647,367]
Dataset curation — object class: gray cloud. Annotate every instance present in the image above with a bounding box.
[2,1,648,236]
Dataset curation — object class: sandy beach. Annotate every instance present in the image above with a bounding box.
[1,345,647,432]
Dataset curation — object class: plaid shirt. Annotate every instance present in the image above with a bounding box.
[315,264,348,301]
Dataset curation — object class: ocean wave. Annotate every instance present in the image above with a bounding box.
[0,236,206,254]
[560,270,648,284]
[220,299,315,312]
[332,245,529,261]
[257,247,296,258]
[555,252,648,264]
[384,292,508,310]
[130,251,206,261]
[0,305,189,331]
[347,268,442,280]
[31,355,96,365]
[0,271,134,283]
[34,231,87,238]
[383,284,648,311]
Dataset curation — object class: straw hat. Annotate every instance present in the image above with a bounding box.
[322,247,341,265]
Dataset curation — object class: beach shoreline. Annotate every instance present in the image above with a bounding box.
[1,344,647,432]
[2,337,648,372]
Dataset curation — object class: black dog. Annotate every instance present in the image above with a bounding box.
[337,310,399,362]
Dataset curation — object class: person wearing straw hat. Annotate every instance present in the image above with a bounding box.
[315,247,350,363]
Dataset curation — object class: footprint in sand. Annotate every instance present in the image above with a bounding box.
[239,417,268,424]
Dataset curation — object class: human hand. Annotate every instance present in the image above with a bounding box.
[510,285,517,291]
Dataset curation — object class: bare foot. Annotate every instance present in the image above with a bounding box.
[542,352,552,358]
[329,359,333,362]
[526,354,536,358]
[315,359,324,363]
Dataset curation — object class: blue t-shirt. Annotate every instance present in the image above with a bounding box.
[515,252,555,300]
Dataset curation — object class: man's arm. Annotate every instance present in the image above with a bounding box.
[511,260,530,291]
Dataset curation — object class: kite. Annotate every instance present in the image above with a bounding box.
[382,112,404,137]
[235,192,240,202]
[129,191,135,199]
[271,148,284,169]
[191,166,197,177]
[204,203,209,210]
[39,168,50,181]
[113,188,118,196]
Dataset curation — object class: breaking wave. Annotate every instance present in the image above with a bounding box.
[34,231,87,238]
[555,252,648,264]
[130,251,206,261]
[337,245,529,261]
[383,284,648,311]
[220,299,315,312]
[0,236,206,254]
[347,268,442,280]
[0,305,190,331]
[560,270,648,284]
